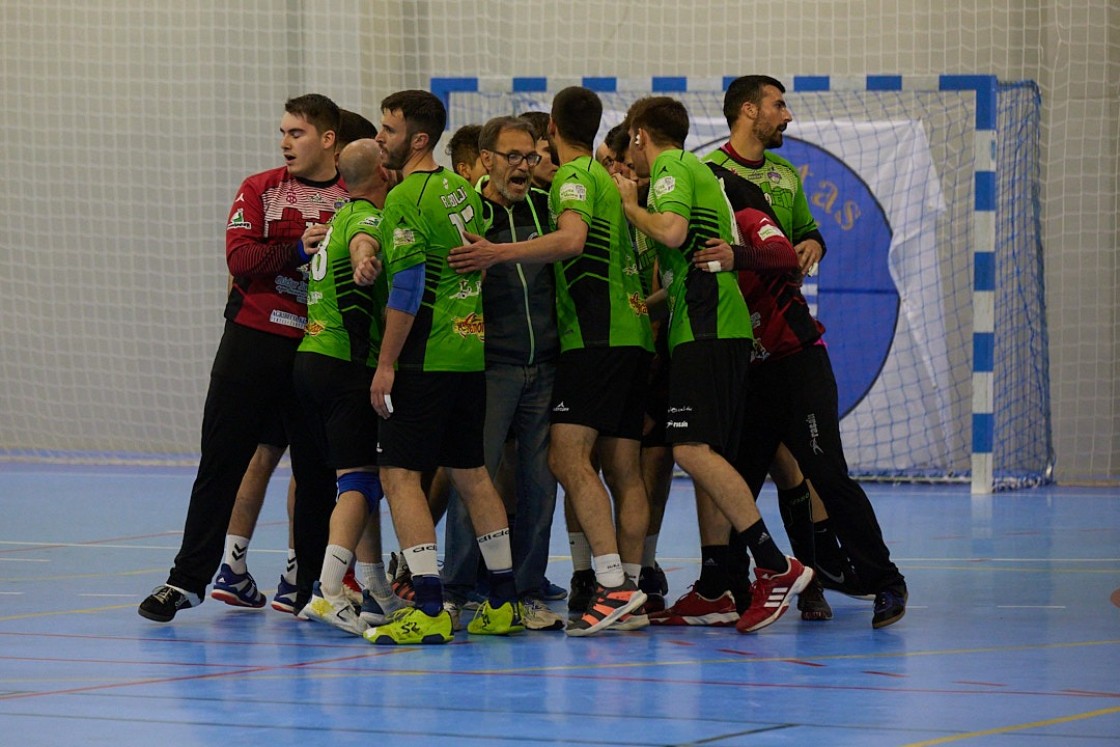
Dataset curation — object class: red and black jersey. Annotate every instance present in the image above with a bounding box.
[223,165,348,339]
[708,163,826,364]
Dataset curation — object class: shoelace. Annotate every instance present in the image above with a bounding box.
[152,586,178,604]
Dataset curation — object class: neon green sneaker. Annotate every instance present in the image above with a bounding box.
[467,599,525,636]
[362,606,453,645]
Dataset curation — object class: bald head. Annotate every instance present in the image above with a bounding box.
[337,138,383,189]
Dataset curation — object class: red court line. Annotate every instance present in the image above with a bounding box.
[0,529,184,555]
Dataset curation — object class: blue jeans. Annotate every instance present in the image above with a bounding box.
[443,361,557,599]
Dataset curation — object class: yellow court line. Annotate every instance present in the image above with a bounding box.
[903,704,1120,746]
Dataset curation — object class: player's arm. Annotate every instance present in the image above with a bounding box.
[791,179,827,274]
[370,259,422,419]
[694,208,799,274]
[350,232,382,284]
[225,180,327,276]
[613,173,688,249]
[448,210,586,272]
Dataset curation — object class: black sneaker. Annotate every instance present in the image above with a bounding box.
[639,566,666,614]
[796,576,833,621]
[872,587,908,629]
[138,584,201,622]
[567,569,596,618]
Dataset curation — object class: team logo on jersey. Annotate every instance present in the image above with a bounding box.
[450,278,481,299]
[653,175,676,198]
[227,209,252,230]
[767,169,782,184]
[335,198,350,211]
[392,227,416,248]
[360,214,382,228]
[305,320,326,336]
[757,222,783,241]
[558,182,587,203]
[452,312,485,340]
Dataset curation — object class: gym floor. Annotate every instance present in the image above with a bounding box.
[1,463,1117,746]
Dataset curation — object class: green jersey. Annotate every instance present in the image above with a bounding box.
[647,149,752,352]
[704,147,818,242]
[298,199,387,366]
[549,156,653,352]
[381,167,486,372]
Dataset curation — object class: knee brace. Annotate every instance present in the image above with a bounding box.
[336,471,384,513]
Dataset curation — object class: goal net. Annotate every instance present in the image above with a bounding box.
[437,75,1051,491]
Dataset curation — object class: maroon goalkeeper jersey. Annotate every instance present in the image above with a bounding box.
[223,165,348,339]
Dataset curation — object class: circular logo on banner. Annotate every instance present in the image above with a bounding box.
[692,138,897,417]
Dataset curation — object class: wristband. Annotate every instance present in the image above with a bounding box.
[296,240,312,264]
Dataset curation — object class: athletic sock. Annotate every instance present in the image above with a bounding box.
[593,553,626,588]
[622,562,641,586]
[282,548,298,585]
[777,481,815,566]
[569,532,593,572]
[696,545,732,598]
[477,528,516,605]
[737,519,787,574]
[642,534,659,568]
[223,534,250,575]
[320,545,352,598]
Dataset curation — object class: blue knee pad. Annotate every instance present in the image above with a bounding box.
[336,471,384,513]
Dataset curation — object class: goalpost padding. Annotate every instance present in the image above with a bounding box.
[433,74,1052,493]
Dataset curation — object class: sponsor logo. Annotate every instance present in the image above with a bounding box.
[552,401,569,412]
[307,290,323,305]
[360,214,382,228]
[767,170,782,184]
[807,413,824,455]
[667,406,693,414]
[269,310,307,330]
[452,312,485,340]
[628,292,648,316]
[305,320,325,336]
[623,262,639,276]
[450,278,481,300]
[234,192,245,203]
[653,175,676,197]
[757,222,783,241]
[558,182,587,202]
[275,275,307,302]
[334,198,349,210]
[666,420,689,429]
[393,227,415,248]
[227,209,251,230]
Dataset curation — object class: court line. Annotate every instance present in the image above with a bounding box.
[901,704,1120,746]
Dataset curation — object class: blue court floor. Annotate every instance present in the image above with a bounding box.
[1,463,1117,746]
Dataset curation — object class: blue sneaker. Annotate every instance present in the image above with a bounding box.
[539,577,568,601]
[210,564,265,608]
[271,575,299,614]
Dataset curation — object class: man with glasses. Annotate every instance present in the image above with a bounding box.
[442,116,564,632]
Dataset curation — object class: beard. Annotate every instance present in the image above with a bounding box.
[755,121,785,149]
[381,139,410,171]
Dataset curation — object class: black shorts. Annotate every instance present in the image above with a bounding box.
[377,370,486,472]
[292,352,379,470]
[665,338,751,456]
[258,410,289,450]
[550,347,652,441]
[641,331,672,448]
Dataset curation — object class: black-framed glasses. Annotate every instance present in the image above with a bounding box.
[488,150,542,167]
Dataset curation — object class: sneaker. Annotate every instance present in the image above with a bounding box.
[816,559,873,599]
[138,584,201,622]
[609,604,650,631]
[442,599,462,631]
[271,576,299,614]
[797,576,833,621]
[467,599,525,636]
[639,566,666,614]
[649,585,739,626]
[736,556,814,634]
[363,606,453,645]
[210,564,266,608]
[567,568,596,618]
[461,590,487,611]
[565,580,647,637]
[539,578,568,601]
[359,590,388,627]
[387,551,416,603]
[301,583,367,636]
[872,587,908,629]
[341,569,363,607]
[521,597,564,631]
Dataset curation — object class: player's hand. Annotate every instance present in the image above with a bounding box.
[353,255,381,286]
[448,231,500,273]
[301,223,329,256]
[795,238,823,277]
[693,238,735,272]
[370,365,395,419]
[611,172,638,207]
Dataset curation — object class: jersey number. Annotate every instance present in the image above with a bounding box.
[448,205,475,244]
[309,226,333,281]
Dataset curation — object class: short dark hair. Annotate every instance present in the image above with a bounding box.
[446,124,482,169]
[517,111,551,141]
[722,75,786,128]
[478,116,536,152]
[380,89,447,151]
[604,123,630,157]
[285,93,340,138]
[550,87,601,151]
[624,96,689,148]
[337,109,377,149]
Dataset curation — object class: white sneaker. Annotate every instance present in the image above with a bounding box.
[301,584,368,636]
[443,599,462,631]
[521,597,564,631]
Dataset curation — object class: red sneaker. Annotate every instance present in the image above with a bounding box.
[736,557,814,633]
[649,584,739,626]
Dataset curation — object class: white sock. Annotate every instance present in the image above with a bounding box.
[403,543,440,578]
[593,553,625,588]
[282,548,298,584]
[569,532,593,572]
[223,534,250,575]
[477,527,513,573]
[642,534,659,568]
[320,545,352,597]
[623,562,642,586]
